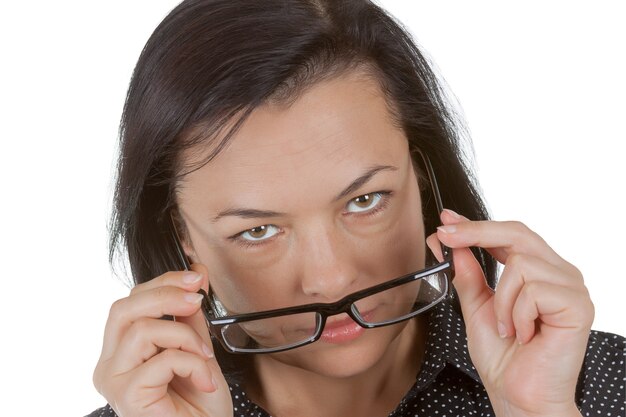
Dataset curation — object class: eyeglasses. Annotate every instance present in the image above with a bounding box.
[169,149,454,354]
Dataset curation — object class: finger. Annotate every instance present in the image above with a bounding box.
[130,270,206,297]
[130,348,217,397]
[111,318,214,373]
[449,245,493,322]
[190,263,210,293]
[511,281,594,345]
[438,210,495,323]
[437,219,569,269]
[101,286,205,360]
[494,253,582,338]
[440,208,469,223]
[440,209,509,262]
[176,263,213,345]
[439,209,507,264]
[426,233,444,262]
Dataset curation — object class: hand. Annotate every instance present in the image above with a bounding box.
[92,263,233,417]
[427,210,593,417]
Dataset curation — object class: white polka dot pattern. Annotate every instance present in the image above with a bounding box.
[86,299,626,417]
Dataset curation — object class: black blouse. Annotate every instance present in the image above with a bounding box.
[87,297,625,417]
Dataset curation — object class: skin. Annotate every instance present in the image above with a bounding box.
[429,212,593,417]
[93,70,593,417]
[177,70,428,416]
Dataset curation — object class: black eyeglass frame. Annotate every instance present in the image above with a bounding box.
[168,149,454,354]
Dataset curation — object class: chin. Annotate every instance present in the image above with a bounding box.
[264,321,412,379]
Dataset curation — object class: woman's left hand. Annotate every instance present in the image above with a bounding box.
[427,209,594,417]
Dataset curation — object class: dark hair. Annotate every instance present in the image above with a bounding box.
[109,0,497,379]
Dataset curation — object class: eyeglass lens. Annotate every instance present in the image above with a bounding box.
[218,269,449,352]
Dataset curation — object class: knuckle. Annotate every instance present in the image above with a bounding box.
[570,265,584,283]
[127,318,153,346]
[522,280,540,298]
[514,220,530,233]
[129,283,142,296]
[506,253,526,270]
[154,285,169,301]
[507,221,535,240]
[108,298,127,323]
[505,220,548,251]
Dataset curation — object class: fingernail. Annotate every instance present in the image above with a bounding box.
[437,225,456,234]
[184,292,204,304]
[516,333,524,345]
[211,376,218,391]
[497,321,507,338]
[443,208,461,219]
[202,343,214,358]
[183,272,202,284]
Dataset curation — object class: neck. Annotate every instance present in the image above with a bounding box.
[245,315,428,417]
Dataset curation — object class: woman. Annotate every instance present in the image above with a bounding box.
[89,1,625,416]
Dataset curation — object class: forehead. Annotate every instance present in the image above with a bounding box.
[177,72,409,208]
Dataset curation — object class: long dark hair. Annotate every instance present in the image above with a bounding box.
[109,0,497,379]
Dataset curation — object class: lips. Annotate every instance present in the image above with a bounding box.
[319,309,375,344]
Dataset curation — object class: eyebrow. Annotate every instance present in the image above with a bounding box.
[212,164,398,222]
[333,165,397,202]
[212,207,286,222]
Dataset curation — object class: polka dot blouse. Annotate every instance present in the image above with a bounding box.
[86,298,625,417]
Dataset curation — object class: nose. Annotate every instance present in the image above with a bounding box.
[298,224,359,302]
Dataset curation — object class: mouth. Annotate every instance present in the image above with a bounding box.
[319,309,375,344]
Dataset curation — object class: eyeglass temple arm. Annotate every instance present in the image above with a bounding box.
[415,149,451,260]
[169,211,192,271]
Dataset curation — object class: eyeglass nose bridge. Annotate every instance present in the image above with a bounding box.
[311,295,380,332]
[312,263,453,336]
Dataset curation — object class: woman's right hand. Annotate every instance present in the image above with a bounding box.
[92,263,233,417]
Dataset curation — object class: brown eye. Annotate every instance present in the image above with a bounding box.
[240,224,279,241]
[346,192,382,213]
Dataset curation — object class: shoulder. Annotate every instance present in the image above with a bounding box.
[84,404,117,417]
[586,329,625,357]
[581,329,625,376]
[575,329,625,413]
[581,329,625,377]
[84,384,260,417]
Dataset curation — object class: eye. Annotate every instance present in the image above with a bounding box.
[345,192,384,213]
[239,224,280,242]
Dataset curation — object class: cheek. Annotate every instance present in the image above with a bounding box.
[348,165,426,284]
[357,192,426,282]
[191,234,302,314]
[196,248,283,314]
[182,227,272,313]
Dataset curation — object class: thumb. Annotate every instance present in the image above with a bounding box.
[190,262,210,294]
[177,262,212,344]
[437,209,493,320]
[449,245,493,322]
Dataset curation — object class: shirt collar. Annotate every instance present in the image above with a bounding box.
[413,296,483,391]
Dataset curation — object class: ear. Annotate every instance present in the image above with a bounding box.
[181,240,199,264]
[169,208,199,264]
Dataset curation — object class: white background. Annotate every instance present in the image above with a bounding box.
[0,1,624,415]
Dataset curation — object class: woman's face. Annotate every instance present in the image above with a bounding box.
[177,70,427,376]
